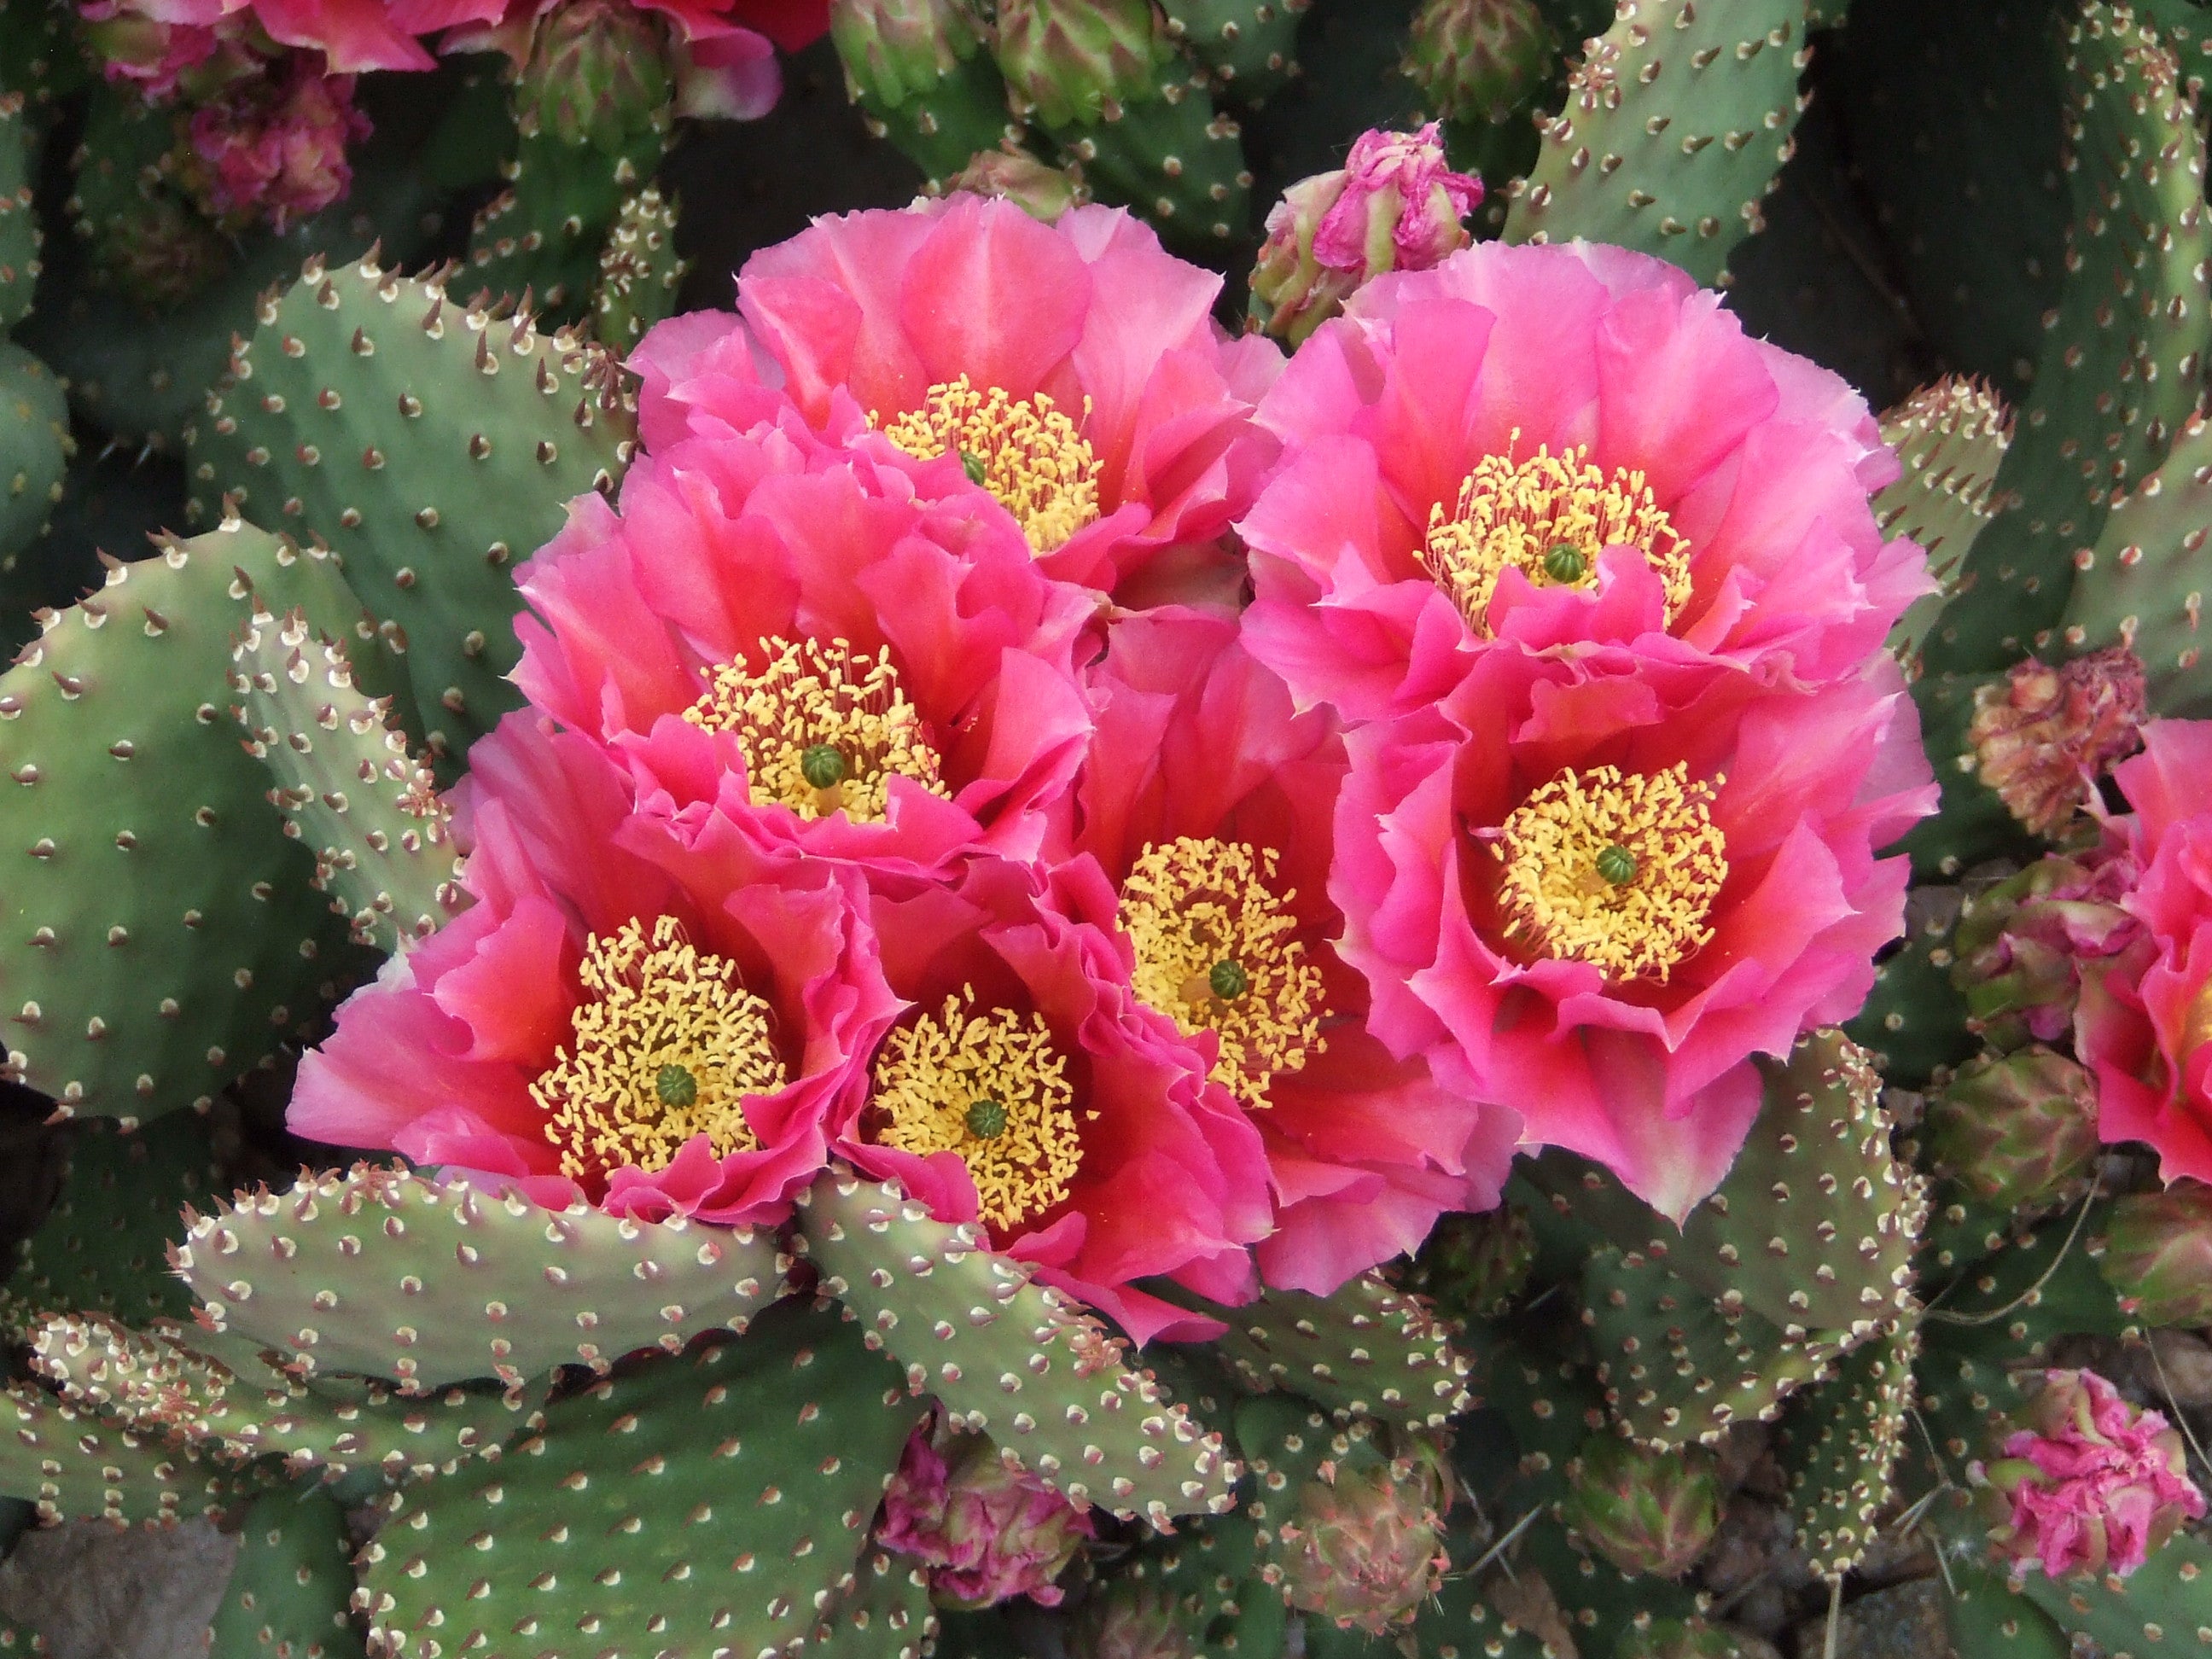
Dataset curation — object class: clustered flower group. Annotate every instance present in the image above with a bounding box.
[295,146,1954,1369]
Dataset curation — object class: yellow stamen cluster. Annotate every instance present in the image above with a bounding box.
[1119,837,1325,1109]
[532,915,787,1181]
[1489,762,1727,985]
[881,374,1103,552]
[1423,445,1691,635]
[684,635,946,823]
[871,990,1080,1231]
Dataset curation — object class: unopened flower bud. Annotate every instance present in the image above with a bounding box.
[519,0,675,151]
[1403,0,1555,125]
[1249,123,1481,347]
[1924,1047,2100,1211]
[1970,646,2148,837]
[1271,1438,1452,1633]
[93,191,232,309]
[1976,1369,2205,1579]
[1070,1583,1197,1659]
[994,0,1166,129]
[1561,1435,1721,1579]
[946,148,1086,220]
[1399,1203,1534,1320]
[877,1419,1095,1608]
[832,0,990,107]
[2098,1179,2212,1326]
[180,55,370,233]
[1951,845,2141,1051]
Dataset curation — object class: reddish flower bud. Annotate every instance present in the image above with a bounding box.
[1970,647,2149,837]
[1561,1435,1722,1580]
[1924,1047,2101,1211]
[878,1418,1096,1609]
[2099,1179,2212,1326]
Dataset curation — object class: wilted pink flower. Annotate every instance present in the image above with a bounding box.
[289,715,901,1225]
[1251,123,1481,346]
[182,54,371,230]
[1978,1369,2205,1579]
[1068,607,1522,1293]
[1329,646,1930,1220]
[1953,841,2142,1051]
[1970,647,2148,836]
[879,1417,1097,1607]
[76,3,254,99]
[1240,240,1928,707]
[2077,719,2212,1184]
[97,0,510,73]
[634,195,1284,605]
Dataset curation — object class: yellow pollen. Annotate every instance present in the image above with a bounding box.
[684,636,947,824]
[870,990,1080,1231]
[532,915,787,1183]
[1423,445,1691,636]
[880,375,1103,552]
[1489,762,1727,985]
[1118,837,1326,1109]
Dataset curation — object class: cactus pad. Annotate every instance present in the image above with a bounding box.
[232,606,466,954]
[185,252,637,759]
[0,93,38,331]
[591,186,688,352]
[205,1485,364,1659]
[792,1169,1241,1525]
[0,343,72,565]
[1502,0,1808,285]
[355,1297,928,1659]
[0,1378,218,1527]
[172,1164,782,1393]
[0,521,379,1120]
[1877,377,2015,670]
[1779,1321,1918,1579]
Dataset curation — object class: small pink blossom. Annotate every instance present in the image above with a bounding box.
[879,1417,1097,1608]
[1978,1369,2205,1580]
[183,54,371,230]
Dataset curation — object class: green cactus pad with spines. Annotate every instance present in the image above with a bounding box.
[2063,408,2212,715]
[803,1548,937,1659]
[205,1485,364,1659]
[0,521,381,1121]
[0,92,38,329]
[1877,378,2015,671]
[1939,1563,2071,1659]
[2011,1531,2212,1659]
[464,113,672,319]
[1161,0,1304,102]
[0,344,72,565]
[232,606,466,955]
[7,1112,217,1329]
[0,1377,218,1526]
[185,251,637,760]
[1778,1322,1918,1579]
[1579,1248,1828,1450]
[1501,0,1807,286]
[1895,671,2046,884]
[1919,4,2212,676]
[1846,883,1978,1086]
[1529,1031,1926,1344]
[1511,1511,1703,1658]
[792,1169,1240,1525]
[591,186,689,352]
[833,1,1023,190]
[355,1297,928,1659]
[1162,1271,1474,1429]
[172,1165,783,1394]
[1113,1509,1272,1658]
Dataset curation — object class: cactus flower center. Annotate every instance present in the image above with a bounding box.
[881,375,1103,553]
[684,635,948,823]
[1487,763,1727,984]
[533,915,787,1182]
[871,990,1081,1230]
[1423,445,1691,635]
[1118,837,1327,1109]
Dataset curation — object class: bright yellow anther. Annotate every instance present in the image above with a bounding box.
[533,916,786,1181]
[881,375,1102,553]
[1119,837,1326,1109]
[1423,444,1691,635]
[684,636,947,824]
[871,990,1080,1231]
[1489,762,1726,984]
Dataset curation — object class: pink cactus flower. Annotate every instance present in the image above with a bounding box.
[879,1417,1097,1607]
[1328,645,1932,1220]
[1238,240,1930,713]
[510,403,1103,892]
[182,53,371,230]
[1977,1369,2206,1580]
[1251,123,1482,346]
[836,853,1273,1342]
[2077,719,2212,1185]
[632,195,1284,605]
[288,714,902,1225]
[100,0,510,73]
[1068,606,1522,1293]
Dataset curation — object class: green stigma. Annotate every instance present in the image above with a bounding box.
[964,1097,1008,1140]
[1541,541,1589,585]
[1595,845,1639,887]
[800,744,849,790]
[1208,958,1250,1000]
[960,450,990,487]
[655,1063,699,1109]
